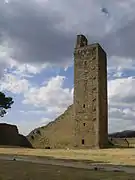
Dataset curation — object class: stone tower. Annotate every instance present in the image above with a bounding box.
[74,34,108,149]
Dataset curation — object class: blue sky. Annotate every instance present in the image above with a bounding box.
[0,0,135,135]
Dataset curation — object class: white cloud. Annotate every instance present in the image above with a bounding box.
[108,106,135,133]
[0,74,29,94]
[40,117,52,124]
[108,76,135,107]
[108,56,135,71]
[109,107,135,121]
[23,75,73,116]
[109,117,135,133]
[107,56,135,79]
[9,62,50,78]
[108,76,135,132]
[19,110,46,115]
[17,117,51,135]
[0,43,15,78]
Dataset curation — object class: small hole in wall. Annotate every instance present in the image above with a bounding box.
[84,61,87,65]
[83,123,86,126]
[93,98,96,102]
[83,104,85,108]
[31,135,34,140]
[82,139,85,145]
[45,146,51,149]
[92,87,96,91]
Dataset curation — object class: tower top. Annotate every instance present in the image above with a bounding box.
[75,34,88,49]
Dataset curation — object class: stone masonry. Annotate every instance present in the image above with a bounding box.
[27,34,108,149]
[74,35,108,148]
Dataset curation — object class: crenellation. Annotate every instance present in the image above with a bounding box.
[75,35,88,49]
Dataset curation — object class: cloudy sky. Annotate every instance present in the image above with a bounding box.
[0,0,135,135]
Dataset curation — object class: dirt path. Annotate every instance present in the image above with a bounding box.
[0,154,135,174]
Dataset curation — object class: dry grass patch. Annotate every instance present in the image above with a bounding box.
[0,148,135,166]
[0,160,135,180]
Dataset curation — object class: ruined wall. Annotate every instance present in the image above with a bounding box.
[0,123,19,145]
[27,105,74,149]
[0,123,32,148]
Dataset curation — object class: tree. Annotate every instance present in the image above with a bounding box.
[0,92,14,117]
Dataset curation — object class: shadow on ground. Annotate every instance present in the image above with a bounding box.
[1,159,135,180]
[0,153,135,175]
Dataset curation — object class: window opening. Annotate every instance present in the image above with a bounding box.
[84,61,87,65]
[82,139,85,145]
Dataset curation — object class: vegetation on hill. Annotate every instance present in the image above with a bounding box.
[109,130,135,138]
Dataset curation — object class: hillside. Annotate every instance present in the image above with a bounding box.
[109,130,135,138]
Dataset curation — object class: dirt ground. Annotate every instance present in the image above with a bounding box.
[0,160,135,180]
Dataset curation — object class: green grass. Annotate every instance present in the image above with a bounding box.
[0,160,135,180]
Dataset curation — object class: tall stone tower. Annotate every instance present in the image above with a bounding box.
[73,35,108,149]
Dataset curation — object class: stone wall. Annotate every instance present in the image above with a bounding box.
[98,45,108,147]
[74,35,108,148]
[74,43,98,148]
[27,105,74,149]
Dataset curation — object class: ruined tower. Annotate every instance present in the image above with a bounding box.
[74,35,108,148]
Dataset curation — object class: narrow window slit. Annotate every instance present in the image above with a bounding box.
[82,139,85,145]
